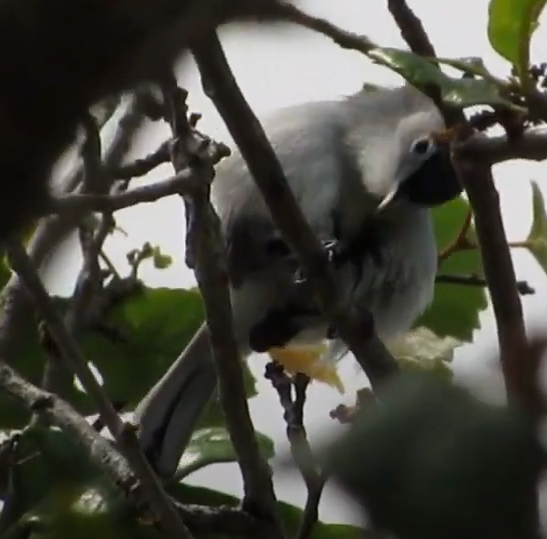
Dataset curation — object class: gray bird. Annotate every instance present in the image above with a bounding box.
[134,84,462,477]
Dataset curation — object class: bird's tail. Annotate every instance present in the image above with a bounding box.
[134,322,217,478]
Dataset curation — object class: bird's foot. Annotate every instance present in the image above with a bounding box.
[293,239,346,284]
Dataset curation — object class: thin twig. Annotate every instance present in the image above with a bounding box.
[386,0,436,58]
[49,170,197,215]
[436,274,535,296]
[81,113,108,193]
[0,93,146,370]
[63,92,151,194]
[161,83,284,535]
[270,3,375,54]
[49,115,112,396]
[108,141,171,180]
[191,31,400,391]
[265,364,325,539]
[42,114,108,394]
[438,209,473,264]
[65,115,110,339]
[4,241,193,539]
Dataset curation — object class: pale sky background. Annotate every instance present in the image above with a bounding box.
[43,0,547,528]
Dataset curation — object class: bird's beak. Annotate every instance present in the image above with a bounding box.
[376,183,401,212]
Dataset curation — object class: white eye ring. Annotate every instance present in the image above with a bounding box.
[410,137,433,156]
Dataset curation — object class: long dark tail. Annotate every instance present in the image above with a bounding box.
[134,323,217,477]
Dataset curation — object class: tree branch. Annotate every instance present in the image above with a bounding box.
[384,0,531,410]
[46,113,113,394]
[4,241,193,539]
[0,93,147,372]
[386,0,436,57]
[436,274,535,296]
[160,82,284,536]
[456,129,547,164]
[0,360,265,537]
[64,114,110,341]
[49,169,198,216]
[191,31,399,391]
[0,0,293,243]
[270,2,375,54]
[108,140,171,180]
[381,2,538,534]
[452,163,530,397]
[265,364,325,539]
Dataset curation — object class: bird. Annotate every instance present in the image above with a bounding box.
[134,83,463,477]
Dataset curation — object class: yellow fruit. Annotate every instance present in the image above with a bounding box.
[268,344,345,394]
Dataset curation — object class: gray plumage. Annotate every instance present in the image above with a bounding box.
[134,84,461,477]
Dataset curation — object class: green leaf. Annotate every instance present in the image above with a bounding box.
[168,484,368,539]
[20,488,160,539]
[434,57,494,80]
[176,427,275,479]
[387,327,460,382]
[85,285,257,413]
[151,247,173,270]
[3,426,106,528]
[81,287,206,410]
[11,466,367,539]
[6,427,158,538]
[417,197,488,342]
[0,285,258,431]
[11,453,365,539]
[0,288,203,430]
[524,180,547,275]
[367,47,521,109]
[488,0,547,80]
[24,511,144,539]
[0,296,97,430]
[30,483,366,539]
[193,359,258,432]
[0,253,13,290]
[140,242,154,259]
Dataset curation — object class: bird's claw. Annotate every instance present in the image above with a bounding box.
[293,239,343,285]
[322,239,343,263]
[293,270,306,285]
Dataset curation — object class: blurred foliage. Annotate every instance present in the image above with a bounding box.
[326,372,541,539]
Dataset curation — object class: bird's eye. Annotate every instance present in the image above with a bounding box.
[410,138,431,156]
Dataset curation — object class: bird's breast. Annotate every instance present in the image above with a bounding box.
[348,206,437,340]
